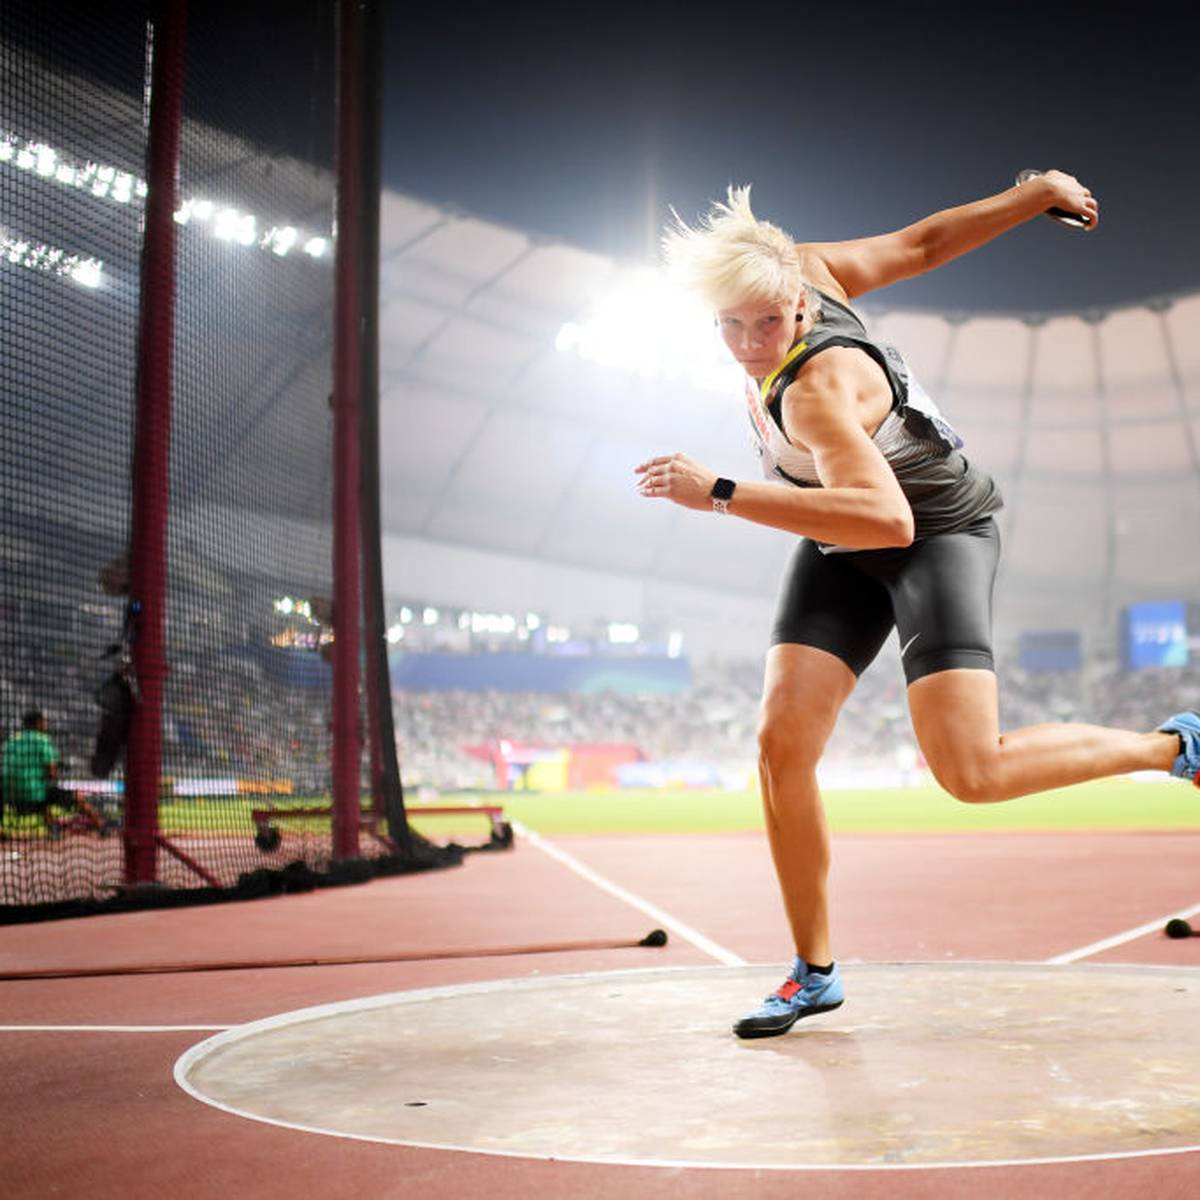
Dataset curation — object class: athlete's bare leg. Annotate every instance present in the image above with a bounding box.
[758,644,857,964]
[908,668,1179,802]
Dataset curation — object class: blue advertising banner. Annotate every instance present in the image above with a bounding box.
[1122,601,1189,670]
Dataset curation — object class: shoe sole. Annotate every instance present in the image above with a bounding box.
[732,999,843,1040]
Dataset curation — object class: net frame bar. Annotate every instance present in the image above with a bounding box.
[330,0,365,860]
[124,0,187,885]
[356,0,411,853]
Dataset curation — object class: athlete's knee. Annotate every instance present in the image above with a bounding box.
[926,753,1002,804]
[757,706,835,775]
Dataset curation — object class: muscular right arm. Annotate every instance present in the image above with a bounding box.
[799,171,1099,301]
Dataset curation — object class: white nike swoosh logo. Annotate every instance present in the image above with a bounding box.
[900,633,921,659]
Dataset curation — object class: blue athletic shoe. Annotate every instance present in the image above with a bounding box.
[1158,712,1200,785]
[733,959,844,1039]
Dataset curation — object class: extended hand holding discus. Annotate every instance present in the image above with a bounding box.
[1015,168,1093,228]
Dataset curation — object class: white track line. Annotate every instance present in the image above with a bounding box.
[1046,900,1200,965]
[512,821,745,967]
[0,1024,231,1033]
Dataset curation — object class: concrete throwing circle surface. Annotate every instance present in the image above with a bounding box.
[176,963,1200,1169]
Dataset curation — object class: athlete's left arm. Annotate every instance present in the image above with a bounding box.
[800,170,1099,300]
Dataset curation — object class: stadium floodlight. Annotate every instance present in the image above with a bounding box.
[423,606,439,625]
[213,208,241,241]
[470,611,517,634]
[3,129,333,268]
[546,625,570,643]
[608,622,640,644]
[3,227,104,288]
[399,606,413,624]
[386,624,404,645]
[68,258,102,288]
[555,267,743,394]
[526,612,541,630]
[667,630,685,659]
[265,225,298,256]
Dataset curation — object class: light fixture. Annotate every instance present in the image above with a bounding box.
[555,268,741,393]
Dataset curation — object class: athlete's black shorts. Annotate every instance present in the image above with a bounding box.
[770,516,1000,685]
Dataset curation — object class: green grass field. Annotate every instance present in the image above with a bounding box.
[8,779,1195,842]
[407,778,1200,838]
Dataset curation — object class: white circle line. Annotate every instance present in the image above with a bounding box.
[173,961,1200,1174]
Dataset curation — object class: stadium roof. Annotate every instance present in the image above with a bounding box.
[377,190,1200,651]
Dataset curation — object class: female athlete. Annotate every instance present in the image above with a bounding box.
[635,175,1200,1038]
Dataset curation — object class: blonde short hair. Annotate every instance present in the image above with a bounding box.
[663,185,815,314]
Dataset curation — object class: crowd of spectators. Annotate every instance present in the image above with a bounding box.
[7,622,1200,796]
[393,645,1200,791]
[1,637,332,793]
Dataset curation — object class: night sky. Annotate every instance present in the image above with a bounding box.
[382,1,1200,315]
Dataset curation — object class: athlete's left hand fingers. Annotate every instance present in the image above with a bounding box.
[635,452,684,484]
[634,454,675,475]
[636,452,717,509]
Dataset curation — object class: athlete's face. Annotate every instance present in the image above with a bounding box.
[716,296,804,377]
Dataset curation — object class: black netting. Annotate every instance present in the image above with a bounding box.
[162,1,340,887]
[1,4,149,907]
[1,2,455,920]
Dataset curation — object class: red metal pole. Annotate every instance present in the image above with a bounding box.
[124,0,186,885]
[331,0,364,859]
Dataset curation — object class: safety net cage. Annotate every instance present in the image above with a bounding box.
[1,0,455,921]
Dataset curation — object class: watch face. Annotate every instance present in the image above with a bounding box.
[711,477,736,501]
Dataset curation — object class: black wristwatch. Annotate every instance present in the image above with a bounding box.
[710,477,736,514]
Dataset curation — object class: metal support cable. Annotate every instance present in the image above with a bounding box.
[1001,320,1042,556]
[1089,320,1117,630]
[1153,303,1200,481]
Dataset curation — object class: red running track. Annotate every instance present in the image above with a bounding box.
[2,828,1200,1199]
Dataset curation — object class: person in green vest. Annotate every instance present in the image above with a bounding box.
[1,709,98,837]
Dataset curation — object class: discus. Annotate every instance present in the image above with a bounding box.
[1015,168,1092,229]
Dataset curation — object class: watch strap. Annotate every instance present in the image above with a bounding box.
[710,477,735,513]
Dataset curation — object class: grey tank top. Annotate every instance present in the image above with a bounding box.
[746,291,1002,551]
